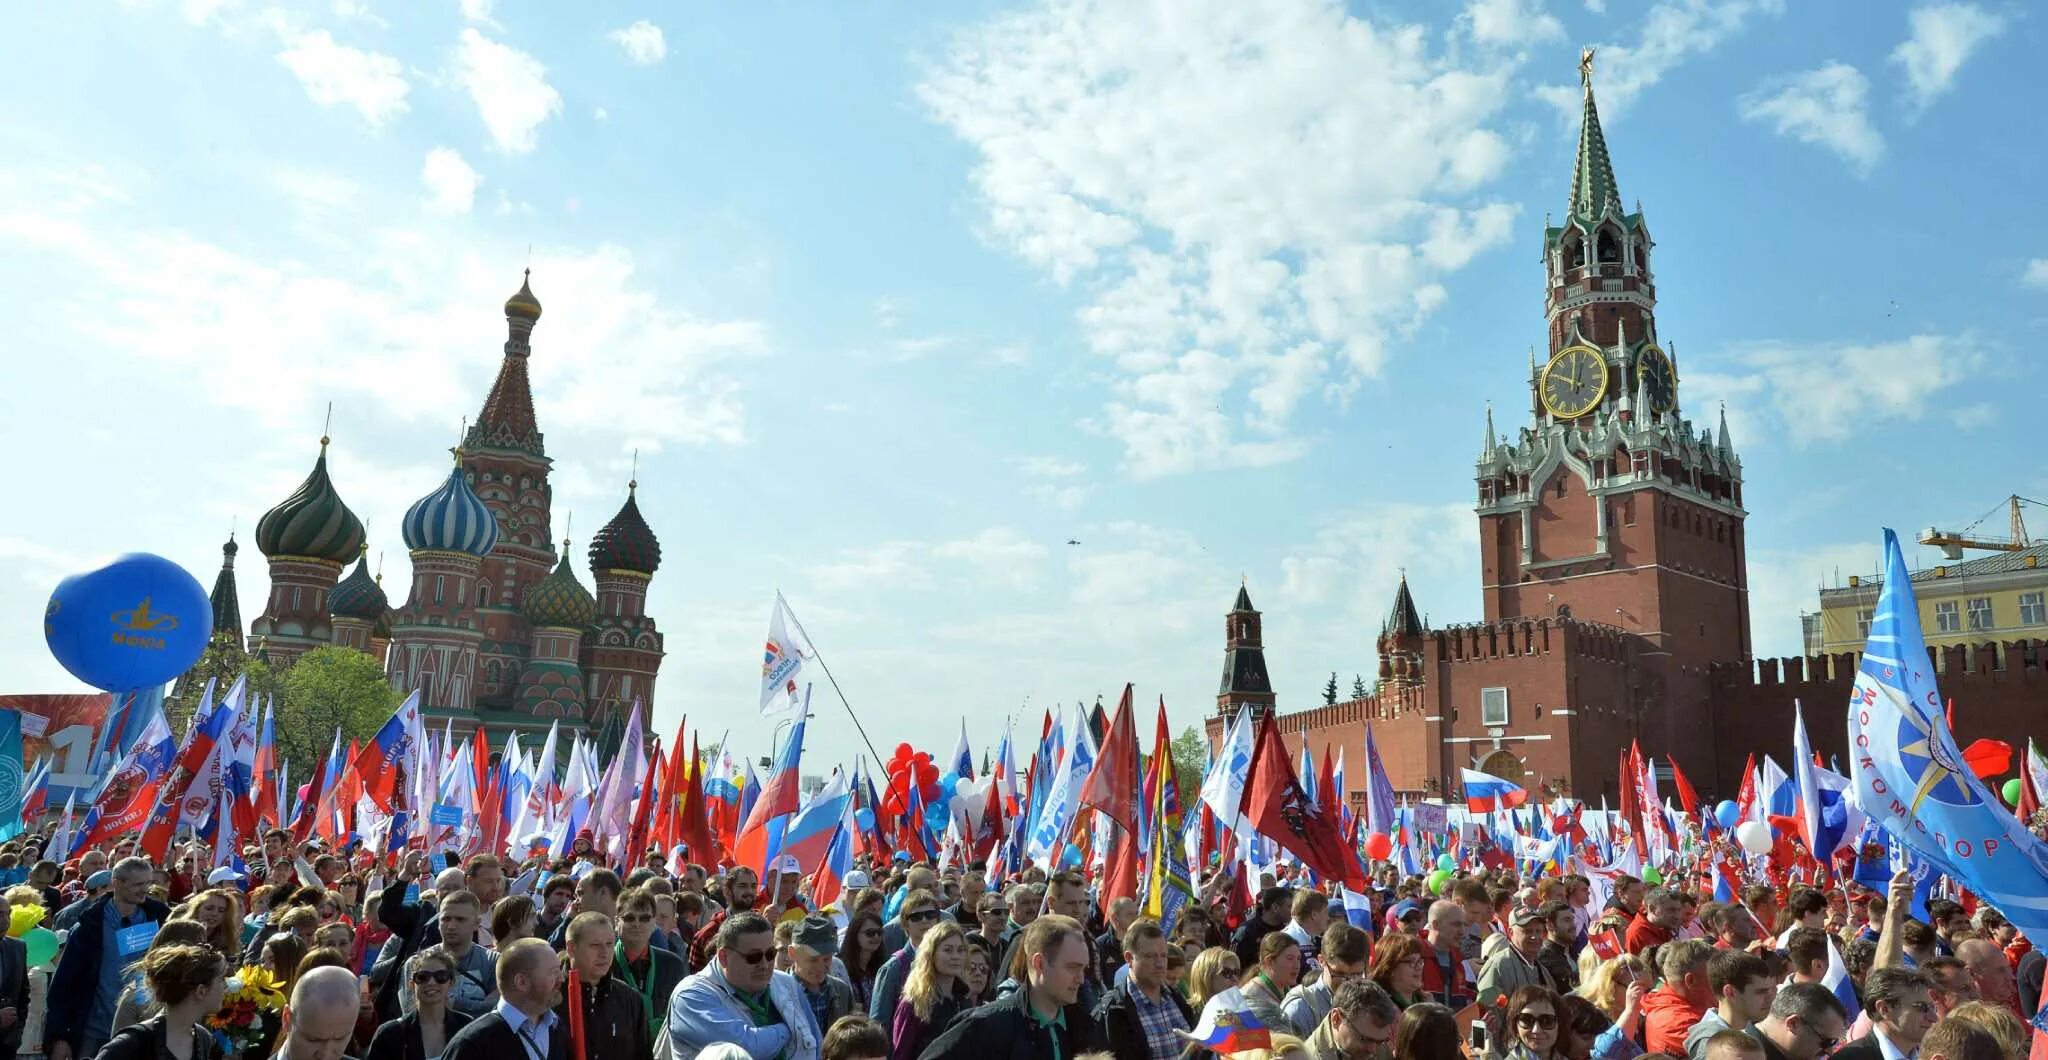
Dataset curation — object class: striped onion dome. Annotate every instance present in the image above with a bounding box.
[587,483,661,575]
[328,552,388,620]
[523,548,596,629]
[401,462,499,556]
[255,440,366,563]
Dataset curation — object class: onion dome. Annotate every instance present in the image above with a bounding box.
[329,551,388,620]
[587,483,661,575]
[523,545,597,629]
[401,459,500,556]
[504,268,542,322]
[255,439,366,563]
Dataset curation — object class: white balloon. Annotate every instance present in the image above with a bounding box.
[1735,819,1774,855]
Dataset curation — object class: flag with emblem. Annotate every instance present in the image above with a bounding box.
[1241,711,1364,888]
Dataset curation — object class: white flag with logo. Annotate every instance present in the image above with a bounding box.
[760,594,809,716]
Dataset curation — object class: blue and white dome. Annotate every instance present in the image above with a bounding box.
[401,464,500,557]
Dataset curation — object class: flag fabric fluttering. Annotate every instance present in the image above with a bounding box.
[1141,696,1194,935]
[1848,529,2048,944]
[1792,701,1864,862]
[733,700,808,875]
[1241,712,1364,888]
[1460,767,1529,814]
[760,594,808,717]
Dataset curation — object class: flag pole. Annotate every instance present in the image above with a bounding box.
[778,595,885,768]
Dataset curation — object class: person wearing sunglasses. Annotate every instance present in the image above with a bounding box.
[611,889,686,1040]
[668,912,820,1060]
[1495,986,1568,1060]
[1741,982,1847,1060]
[367,947,474,1060]
[1828,968,1935,1060]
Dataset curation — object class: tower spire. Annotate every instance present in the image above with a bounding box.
[1569,47,1621,225]
[468,271,547,457]
[1482,403,1498,457]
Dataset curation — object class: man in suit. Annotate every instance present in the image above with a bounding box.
[278,966,367,1060]
[0,892,27,1060]
[1831,968,1936,1060]
[445,940,567,1060]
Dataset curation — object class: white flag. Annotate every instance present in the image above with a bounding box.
[1199,705,1254,835]
[760,594,809,716]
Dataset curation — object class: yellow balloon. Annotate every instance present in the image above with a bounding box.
[9,904,45,938]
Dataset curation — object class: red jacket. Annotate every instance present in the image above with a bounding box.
[1417,936,1472,1009]
[1642,984,1707,1055]
[1625,913,1674,955]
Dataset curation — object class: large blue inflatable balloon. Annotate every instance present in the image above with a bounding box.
[45,552,210,691]
[1714,800,1740,829]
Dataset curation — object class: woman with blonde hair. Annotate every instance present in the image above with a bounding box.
[890,920,970,1060]
[1186,947,1244,1015]
[1574,954,1649,1024]
[1945,1000,2029,1060]
[175,888,245,962]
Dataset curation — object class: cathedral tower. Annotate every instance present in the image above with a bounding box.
[464,272,559,709]
[583,482,665,730]
[329,548,389,658]
[250,439,366,666]
[1216,582,1275,720]
[387,458,499,711]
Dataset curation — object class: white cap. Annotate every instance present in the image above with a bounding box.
[843,870,871,890]
[207,866,245,885]
[773,854,802,875]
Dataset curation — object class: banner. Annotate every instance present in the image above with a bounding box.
[0,693,113,807]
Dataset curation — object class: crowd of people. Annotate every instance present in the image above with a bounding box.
[0,823,2035,1060]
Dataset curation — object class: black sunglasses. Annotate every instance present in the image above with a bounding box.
[412,969,453,985]
[729,947,776,965]
[1516,1013,1558,1030]
[906,910,940,923]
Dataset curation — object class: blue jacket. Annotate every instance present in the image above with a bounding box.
[44,894,169,1053]
[667,963,819,1060]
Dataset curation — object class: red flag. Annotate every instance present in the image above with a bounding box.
[1078,684,1142,831]
[1734,754,1759,822]
[1668,757,1702,818]
[472,727,503,856]
[1240,712,1364,889]
[1616,746,1640,845]
[676,736,716,865]
[653,716,690,849]
[625,742,663,870]
[1316,746,1337,817]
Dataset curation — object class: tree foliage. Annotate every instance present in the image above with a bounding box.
[1323,672,1339,706]
[273,646,401,774]
[1351,674,1368,700]
[1171,725,1209,794]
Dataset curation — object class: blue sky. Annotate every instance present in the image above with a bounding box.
[2,0,2041,769]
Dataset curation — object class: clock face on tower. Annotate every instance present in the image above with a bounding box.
[1540,344,1607,419]
[1635,345,1674,413]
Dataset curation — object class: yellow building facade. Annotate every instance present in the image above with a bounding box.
[1813,543,2048,653]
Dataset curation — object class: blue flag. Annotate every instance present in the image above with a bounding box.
[1848,529,2048,941]
[0,712,21,841]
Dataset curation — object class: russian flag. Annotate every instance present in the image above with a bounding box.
[733,710,806,875]
[779,768,850,871]
[1460,767,1529,813]
[1792,702,1865,860]
[809,799,857,910]
[1188,989,1272,1053]
[352,690,424,814]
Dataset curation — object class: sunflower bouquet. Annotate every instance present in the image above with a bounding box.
[207,965,288,1055]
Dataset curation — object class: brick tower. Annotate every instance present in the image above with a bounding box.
[387,458,499,711]
[463,271,558,709]
[1473,50,1749,755]
[1216,582,1275,721]
[582,482,665,735]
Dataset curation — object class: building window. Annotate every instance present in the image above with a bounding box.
[1967,597,1993,630]
[2022,592,2046,625]
[1934,600,1960,633]
[435,575,445,605]
[1481,687,1509,728]
[1857,609,1873,639]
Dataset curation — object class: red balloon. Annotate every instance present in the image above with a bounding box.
[895,743,914,760]
[1364,833,1393,861]
[913,751,932,766]
[918,763,939,785]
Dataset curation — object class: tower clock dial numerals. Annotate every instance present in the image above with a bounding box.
[1539,344,1607,420]
[1635,344,1674,414]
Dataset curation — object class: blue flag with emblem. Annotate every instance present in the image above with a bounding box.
[1848,529,2048,942]
[0,711,21,841]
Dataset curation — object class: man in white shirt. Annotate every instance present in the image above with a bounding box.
[1831,968,1936,1060]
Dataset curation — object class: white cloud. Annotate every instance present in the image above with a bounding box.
[609,20,668,66]
[0,160,765,449]
[1016,456,1085,478]
[1738,63,1883,174]
[420,147,482,213]
[593,106,609,123]
[1684,334,1982,445]
[1891,4,2004,113]
[920,0,1523,477]
[1746,542,1880,658]
[275,29,409,128]
[1016,456,1091,510]
[1461,0,1564,49]
[2023,259,2048,289]
[458,0,496,26]
[934,528,1050,590]
[454,28,563,155]
[1534,0,1787,120]
[809,542,930,592]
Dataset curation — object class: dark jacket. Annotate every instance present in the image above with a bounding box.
[1827,1033,1886,1060]
[1535,939,1577,993]
[91,1014,218,1060]
[555,976,650,1060]
[1230,918,1281,968]
[0,935,28,1055]
[916,989,1105,1060]
[373,878,453,1022]
[365,1010,474,1060]
[443,1011,569,1060]
[1093,980,1193,1060]
[1093,931,1127,987]
[45,894,171,1053]
[868,945,916,1024]
[607,946,685,1037]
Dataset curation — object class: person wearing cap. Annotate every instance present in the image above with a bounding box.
[610,889,685,1039]
[43,857,169,1060]
[786,915,855,1034]
[49,873,112,935]
[1477,905,1557,1010]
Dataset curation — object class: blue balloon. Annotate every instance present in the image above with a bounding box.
[1714,800,1740,829]
[45,552,210,692]
[1436,853,1456,872]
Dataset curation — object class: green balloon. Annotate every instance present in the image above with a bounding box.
[1427,870,1450,895]
[2004,779,2025,807]
[1642,867,1663,886]
[21,927,56,968]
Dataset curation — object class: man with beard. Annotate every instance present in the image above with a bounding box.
[689,867,758,970]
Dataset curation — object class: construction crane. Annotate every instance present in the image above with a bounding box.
[1918,495,2044,559]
